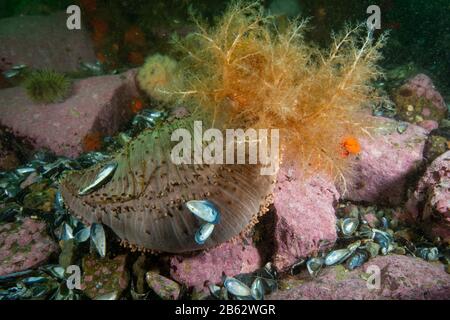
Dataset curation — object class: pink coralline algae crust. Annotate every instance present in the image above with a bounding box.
[406,151,450,243]
[268,255,450,300]
[404,74,447,113]
[169,238,262,291]
[0,12,96,72]
[272,162,339,272]
[340,116,429,205]
[81,254,129,299]
[0,70,139,158]
[0,218,59,276]
[393,74,448,124]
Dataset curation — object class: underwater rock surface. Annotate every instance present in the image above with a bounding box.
[0,218,58,276]
[0,129,21,171]
[269,255,450,300]
[81,254,129,299]
[0,70,138,157]
[169,237,262,291]
[0,12,96,72]
[406,151,450,243]
[393,74,448,125]
[340,116,429,205]
[272,163,339,272]
[146,271,181,300]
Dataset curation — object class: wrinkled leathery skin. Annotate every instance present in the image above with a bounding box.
[60,115,277,253]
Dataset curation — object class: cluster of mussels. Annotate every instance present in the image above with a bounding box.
[0,107,167,300]
[288,203,450,279]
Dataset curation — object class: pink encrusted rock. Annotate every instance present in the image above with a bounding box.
[169,238,262,291]
[272,162,339,272]
[406,151,450,243]
[0,218,58,276]
[81,254,129,299]
[393,74,448,124]
[0,69,139,158]
[268,255,450,300]
[404,74,447,113]
[0,12,96,72]
[146,271,181,300]
[417,120,439,132]
[340,116,428,206]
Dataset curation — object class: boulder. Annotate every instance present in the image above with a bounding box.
[81,254,129,299]
[271,162,339,272]
[0,218,58,276]
[341,116,428,205]
[146,271,181,300]
[0,12,96,73]
[0,69,139,158]
[406,151,450,243]
[268,255,450,300]
[392,74,448,124]
[169,238,262,292]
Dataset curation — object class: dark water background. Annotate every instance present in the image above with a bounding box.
[0,0,449,91]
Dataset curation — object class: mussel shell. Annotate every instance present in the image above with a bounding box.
[372,229,392,251]
[306,258,323,276]
[78,162,118,196]
[77,152,111,168]
[90,223,106,257]
[290,259,306,275]
[208,284,221,299]
[186,200,221,224]
[60,223,74,241]
[416,247,439,261]
[194,223,215,245]
[340,217,359,236]
[223,277,252,297]
[0,203,22,222]
[346,250,369,270]
[250,278,264,300]
[74,226,91,243]
[324,249,352,266]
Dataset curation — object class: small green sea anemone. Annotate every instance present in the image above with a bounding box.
[23,69,72,104]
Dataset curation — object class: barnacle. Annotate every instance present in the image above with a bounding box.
[23,69,72,104]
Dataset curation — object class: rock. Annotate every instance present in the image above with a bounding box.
[268,255,450,300]
[169,238,262,292]
[0,12,96,72]
[271,162,339,272]
[0,218,58,276]
[424,135,449,163]
[0,128,21,171]
[0,70,139,158]
[392,74,448,124]
[340,116,428,205]
[417,120,439,132]
[81,254,129,299]
[146,271,181,300]
[406,151,450,243]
